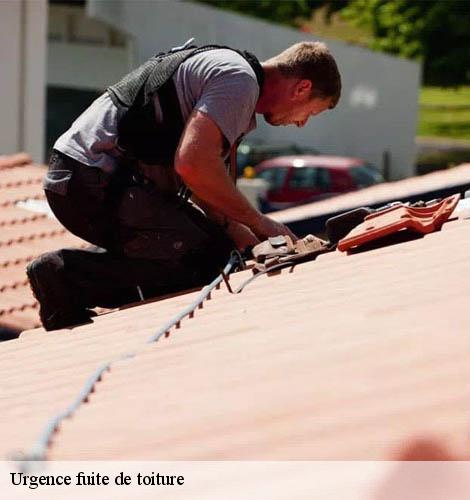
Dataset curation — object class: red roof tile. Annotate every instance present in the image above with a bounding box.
[337,194,460,251]
[0,184,45,207]
[0,207,48,227]
[0,165,44,188]
[0,152,32,170]
[0,154,87,332]
[0,193,469,460]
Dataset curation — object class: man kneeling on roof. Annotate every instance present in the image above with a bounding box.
[27,39,341,330]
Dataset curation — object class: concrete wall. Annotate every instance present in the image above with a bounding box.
[0,0,47,162]
[89,0,421,179]
[47,4,134,91]
[48,42,132,92]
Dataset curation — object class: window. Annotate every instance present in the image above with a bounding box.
[288,167,331,190]
[257,168,289,191]
[349,164,384,187]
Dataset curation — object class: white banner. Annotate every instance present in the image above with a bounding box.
[2,461,470,499]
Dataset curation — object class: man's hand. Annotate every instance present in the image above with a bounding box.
[251,216,297,242]
[225,221,260,251]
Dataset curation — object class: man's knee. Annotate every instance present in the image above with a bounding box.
[27,250,65,279]
[27,250,94,331]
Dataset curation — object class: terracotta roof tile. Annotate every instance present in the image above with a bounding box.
[0,197,469,460]
[0,291,203,455]
[0,184,45,207]
[0,286,37,312]
[0,165,44,188]
[53,217,470,460]
[0,152,32,170]
[0,309,41,332]
[0,263,29,290]
[0,232,86,268]
[0,154,87,333]
[0,220,68,247]
[337,194,460,251]
[2,161,470,460]
[0,207,48,226]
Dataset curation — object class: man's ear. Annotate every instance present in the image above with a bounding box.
[293,79,312,99]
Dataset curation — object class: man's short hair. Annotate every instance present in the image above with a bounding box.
[274,41,341,108]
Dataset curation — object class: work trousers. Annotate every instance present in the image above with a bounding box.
[41,150,234,311]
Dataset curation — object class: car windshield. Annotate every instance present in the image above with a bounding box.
[349,164,384,187]
[257,167,289,190]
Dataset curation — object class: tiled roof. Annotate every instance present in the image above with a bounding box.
[1,181,470,460]
[0,154,86,333]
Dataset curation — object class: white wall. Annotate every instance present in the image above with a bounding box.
[48,42,132,92]
[0,0,47,162]
[89,0,421,179]
[47,4,134,91]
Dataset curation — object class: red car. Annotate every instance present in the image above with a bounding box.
[255,155,384,212]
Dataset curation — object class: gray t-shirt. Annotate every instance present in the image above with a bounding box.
[53,48,259,171]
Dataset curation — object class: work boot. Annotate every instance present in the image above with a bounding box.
[26,251,94,331]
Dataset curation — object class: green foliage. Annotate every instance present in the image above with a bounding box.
[341,0,470,86]
[420,86,470,107]
[417,86,470,175]
[418,86,470,140]
[419,107,470,139]
[198,0,470,86]
[198,1,348,27]
[416,147,470,175]
[198,0,317,27]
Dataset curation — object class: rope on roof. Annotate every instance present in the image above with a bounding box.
[12,251,243,468]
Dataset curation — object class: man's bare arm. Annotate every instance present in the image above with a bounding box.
[191,194,260,251]
[175,111,296,241]
[190,193,225,226]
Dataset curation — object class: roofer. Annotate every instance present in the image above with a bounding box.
[27,40,341,331]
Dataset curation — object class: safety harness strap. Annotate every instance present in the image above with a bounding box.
[108,44,264,166]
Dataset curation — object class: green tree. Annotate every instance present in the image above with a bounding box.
[342,0,470,86]
[198,0,332,27]
[198,0,470,86]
